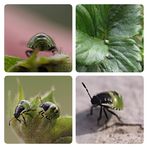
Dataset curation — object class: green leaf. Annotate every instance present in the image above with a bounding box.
[51,116,72,143]
[16,79,24,102]
[76,31,109,65]
[76,5,96,36]
[41,87,56,103]
[5,56,22,71]
[108,5,142,38]
[76,5,143,72]
[5,53,72,72]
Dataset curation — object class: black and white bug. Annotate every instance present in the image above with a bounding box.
[9,100,35,126]
[82,82,124,123]
[39,102,60,121]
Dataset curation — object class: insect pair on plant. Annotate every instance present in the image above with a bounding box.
[26,33,59,57]
[82,82,124,124]
[9,98,60,126]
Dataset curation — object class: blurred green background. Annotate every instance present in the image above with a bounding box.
[5,76,72,143]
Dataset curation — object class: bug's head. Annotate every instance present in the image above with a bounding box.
[14,106,25,118]
[14,100,31,117]
[40,102,51,111]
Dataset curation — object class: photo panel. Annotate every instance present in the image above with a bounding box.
[5,4,72,72]
[76,4,144,72]
[5,76,72,143]
[76,76,144,143]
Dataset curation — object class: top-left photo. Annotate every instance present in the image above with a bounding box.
[4,5,72,72]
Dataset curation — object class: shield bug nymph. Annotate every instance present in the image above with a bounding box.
[82,82,124,124]
[39,101,60,121]
[26,33,58,57]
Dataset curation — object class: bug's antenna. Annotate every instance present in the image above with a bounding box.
[82,82,92,100]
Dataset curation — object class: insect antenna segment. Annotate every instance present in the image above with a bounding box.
[82,82,92,100]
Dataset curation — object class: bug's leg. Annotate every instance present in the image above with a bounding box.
[45,115,51,120]
[107,109,122,122]
[9,118,13,126]
[103,108,109,121]
[19,109,36,119]
[9,117,23,126]
[25,112,33,118]
[39,110,45,118]
[39,110,42,115]
[97,106,103,123]
[49,111,58,121]
[15,118,22,124]
[41,112,45,118]
[9,117,20,126]
[51,47,58,55]
[90,106,94,115]
[21,108,36,114]
[21,114,27,126]
[25,50,33,57]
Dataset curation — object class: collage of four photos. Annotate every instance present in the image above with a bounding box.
[4,4,144,144]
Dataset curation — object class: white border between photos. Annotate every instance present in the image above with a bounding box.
[0,0,147,147]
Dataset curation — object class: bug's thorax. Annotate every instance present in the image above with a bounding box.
[91,92,113,106]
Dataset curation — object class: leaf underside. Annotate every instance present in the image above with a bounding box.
[76,5,143,72]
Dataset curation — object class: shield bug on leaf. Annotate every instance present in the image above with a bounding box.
[82,82,124,124]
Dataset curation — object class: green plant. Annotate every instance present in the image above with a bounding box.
[5,52,72,72]
[7,80,72,143]
[76,5,143,72]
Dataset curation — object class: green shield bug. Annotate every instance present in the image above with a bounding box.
[82,82,124,123]
[26,33,58,57]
